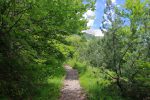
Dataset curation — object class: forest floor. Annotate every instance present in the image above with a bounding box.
[60,65,86,100]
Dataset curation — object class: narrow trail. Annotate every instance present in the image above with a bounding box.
[60,65,86,100]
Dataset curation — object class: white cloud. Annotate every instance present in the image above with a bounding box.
[94,29,104,36]
[83,10,95,27]
[83,10,95,20]
[82,10,103,37]
[111,0,116,4]
[82,29,104,37]
[87,19,94,27]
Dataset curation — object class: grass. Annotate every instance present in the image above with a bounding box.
[67,59,126,100]
[32,65,65,100]
[0,73,65,100]
[0,63,65,100]
[32,76,65,100]
[79,67,125,100]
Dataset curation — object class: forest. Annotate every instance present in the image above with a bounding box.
[0,0,150,100]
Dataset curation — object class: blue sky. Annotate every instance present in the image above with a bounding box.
[83,0,125,36]
[92,0,125,29]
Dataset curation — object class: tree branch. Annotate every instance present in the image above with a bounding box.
[7,15,23,33]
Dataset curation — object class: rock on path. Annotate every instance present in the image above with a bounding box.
[60,65,86,100]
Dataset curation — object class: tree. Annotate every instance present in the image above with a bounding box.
[0,0,93,99]
[80,0,150,99]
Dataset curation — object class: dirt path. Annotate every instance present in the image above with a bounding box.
[60,65,86,100]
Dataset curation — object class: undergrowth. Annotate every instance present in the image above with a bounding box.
[67,59,128,100]
[32,65,65,100]
[0,64,65,100]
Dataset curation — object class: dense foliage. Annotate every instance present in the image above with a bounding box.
[0,0,93,99]
[0,0,149,100]
[72,0,150,100]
